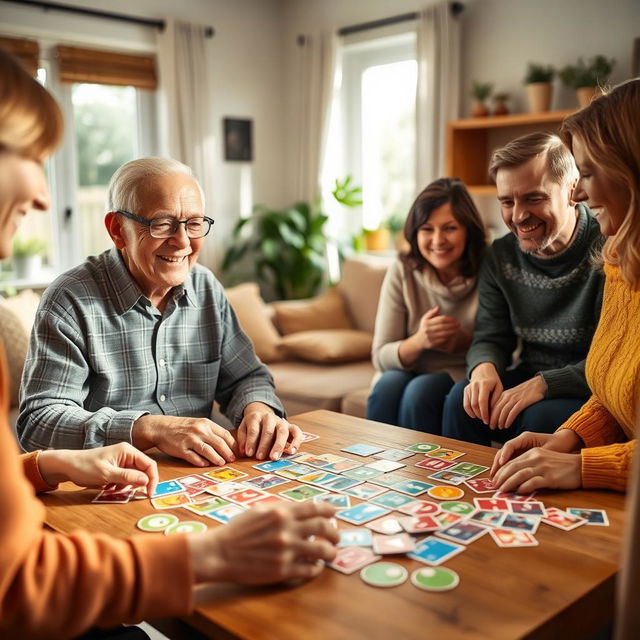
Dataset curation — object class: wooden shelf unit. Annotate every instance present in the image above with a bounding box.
[446,109,575,195]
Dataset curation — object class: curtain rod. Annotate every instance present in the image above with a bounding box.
[1,0,215,37]
[337,2,464,37]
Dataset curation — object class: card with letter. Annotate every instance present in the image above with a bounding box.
[474,498,510,512]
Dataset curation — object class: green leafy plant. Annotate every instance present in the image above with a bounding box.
[222,202,328,300]
[559,55,615,89]
[471,81,493,101]
[524,63,555,84]
[384,213,405,234]
[332,175,362,207]
[12,235,47,257]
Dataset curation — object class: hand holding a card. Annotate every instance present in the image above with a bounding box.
[38,443,159,494]
[237,402,303,460]
[187,501,339,585]
[132,415,239,467]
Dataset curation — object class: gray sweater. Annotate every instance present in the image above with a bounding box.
[467,204,605,398]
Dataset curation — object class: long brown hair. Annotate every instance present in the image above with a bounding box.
[560,79,640,289]
[0,48,63,160]
[401,177,486,278]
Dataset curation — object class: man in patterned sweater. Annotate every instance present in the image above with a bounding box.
[442,132,604,446]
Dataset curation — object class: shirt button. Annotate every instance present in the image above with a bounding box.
[159,394,166,402]
[159,359,166,367]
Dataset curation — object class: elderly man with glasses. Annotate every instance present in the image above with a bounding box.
[18,157,302,466]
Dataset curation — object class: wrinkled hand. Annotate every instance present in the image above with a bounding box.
[237,402,303,460]
[417,306,460,352]
[188,501,339,585]
[37,443,159,495]
[488,375,547,430]
[490,446,582,493]
[132,414,238,467]
[464,362,503,425]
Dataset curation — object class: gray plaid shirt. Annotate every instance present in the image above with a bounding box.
[17,247,283,451]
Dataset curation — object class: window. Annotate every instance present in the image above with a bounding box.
[323,32,417,242]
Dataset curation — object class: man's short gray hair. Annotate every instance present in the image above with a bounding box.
[106,157,205,213]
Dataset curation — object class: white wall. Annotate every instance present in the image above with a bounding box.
[0,0,287,264]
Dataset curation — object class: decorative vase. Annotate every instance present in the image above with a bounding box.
[471,100,489,117]
[577,86,600,108]
[12,254,42,280]
[526,82,552,112]
[364,228,390,252]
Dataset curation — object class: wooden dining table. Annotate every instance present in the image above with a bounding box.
[41,410,627,640]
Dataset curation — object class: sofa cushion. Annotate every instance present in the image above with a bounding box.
[225,282,284,363]
[0,289,40,408]
[279,329,372,364]
[272,287,353,335]
[337,255,392,332]
[269,359,375,415]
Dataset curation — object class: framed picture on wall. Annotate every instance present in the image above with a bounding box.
[223,118,253,161]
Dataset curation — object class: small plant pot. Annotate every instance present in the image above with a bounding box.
[12,254,42,280]
[364,228,390,252]
[471,100,489,117]
[526,82,552,112]
[493,98,509,116]
[577,86,600,108]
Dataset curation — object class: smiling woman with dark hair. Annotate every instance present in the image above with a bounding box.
[367,177,486,433]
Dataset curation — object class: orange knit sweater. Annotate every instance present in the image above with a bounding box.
[559,264,638,492]
[0,342,193,638]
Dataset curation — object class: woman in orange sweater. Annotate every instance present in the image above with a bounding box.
[0,48,337,639]
[490,78,640,494]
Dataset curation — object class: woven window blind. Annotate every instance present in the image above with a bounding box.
[56,45,157,89]
[0,37,39,76]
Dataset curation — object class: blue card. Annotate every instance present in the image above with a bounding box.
[313,494,351,508]
[336,502,390,524]
[253,459,294,472]
[370,491,416,508]
[151,480,184,498]
[407,537,465,566]
[391,479,435,496]
[341,443,386,457]
[337,528,373,547]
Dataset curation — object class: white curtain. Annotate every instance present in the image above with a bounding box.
[416,2,461,187]
[294,32,340,204]
[156,20,217,269]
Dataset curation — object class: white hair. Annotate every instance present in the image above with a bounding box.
[106,156,205,213]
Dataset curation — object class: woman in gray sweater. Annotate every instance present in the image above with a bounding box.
[367,178,486,433]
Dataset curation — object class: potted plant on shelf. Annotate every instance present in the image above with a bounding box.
[559,55,616,108]
[11,235,47,280]
[492,92,510,116]
[471,81,493,117]
[524,63,555,113]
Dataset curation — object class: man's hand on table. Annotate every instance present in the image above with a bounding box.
[237,402,303,461]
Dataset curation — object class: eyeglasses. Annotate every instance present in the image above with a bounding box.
[116,210,214,239]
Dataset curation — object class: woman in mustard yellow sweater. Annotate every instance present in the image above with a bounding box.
[491,78,640,493]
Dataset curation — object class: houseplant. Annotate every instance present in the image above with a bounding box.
[559,55,615,107]
[11,235,47,280]
[471,81,493,117]
[524,63,555,112]
[492,92,510,116]
[222,201,328,300]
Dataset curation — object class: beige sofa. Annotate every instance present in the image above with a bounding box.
[0,254,391,432]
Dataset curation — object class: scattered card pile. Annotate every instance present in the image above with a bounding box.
[92,434,609,592]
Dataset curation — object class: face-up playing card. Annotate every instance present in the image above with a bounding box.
[542,507,587,531]
[205,481,247,496]
[369,472,410,488]
[320,476,364,492]
[92,486,135,504]
[364,459,406,473]
[428,448,465,461]
[434,512,463,528]
[280,485,327,502]
[253,459,294,472]
[406,442,440,454]
[274,464,316,480]
[336,502,390,525]
[225,488,267,504]
[327,547,381,574]
[244,474,290,490]
[338,528,373,547]
[342,467,384,481]
[397,500,440,516]
[408,536,465,566]
[314,493,351,508]
[247,494,287,508]
[474,498,510,512]
[151,480,184,498]
[370,491,417,509]
[469,509,506,528]
[500,513,540,534]
[174,475,217,492]
[566,507,609,526]
[509,501,546,517]
[436,521,488,545]
[203,468,248,483]
[399,514,440,534]
[206,504,246,524]
[464,477,496,494]
[184,496,232,514]
[448,462,490,478]
[372,532,416,554]
[415,457,455,471]
[288,453,332,468]
[322,459,363,473]
[490,528,539,548]
[373,448,414,462]
[391,479,434,496]
[298,471,343,487]
[343,482,387,500]
[365,515,404,535]
[493,490,536,502]
[427,470,469,486]
[150,493,191,509]
[341,443,386,457]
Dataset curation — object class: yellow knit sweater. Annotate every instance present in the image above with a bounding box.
[559,263,638,491]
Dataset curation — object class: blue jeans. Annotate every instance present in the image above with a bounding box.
[367,369,454,434]
[441,367,588,446]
